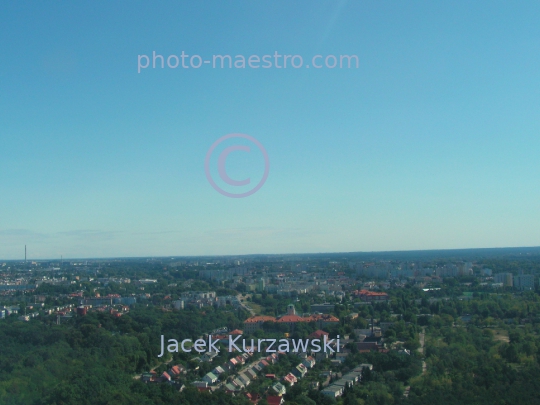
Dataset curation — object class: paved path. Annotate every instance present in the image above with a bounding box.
[237,294,255,316]
[133,356,172,379]
[405,328,427,394]
[418,327,427,375]
[418,328,425,355]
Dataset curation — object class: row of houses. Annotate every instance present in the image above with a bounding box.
[271,356,316,396]
[321,364,372,398]
[194,352,283,392]
[141,364,187,383]
[224,352,281,392]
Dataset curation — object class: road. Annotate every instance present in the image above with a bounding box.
[237,294,255,316]
[405,327,427,396]
[418,327,427,374]
[133,356,173,380]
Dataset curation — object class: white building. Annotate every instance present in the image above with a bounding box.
[321,386,344,398]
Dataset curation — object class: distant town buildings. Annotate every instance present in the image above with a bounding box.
[514,274,535,290]
[310,303,335,313]
[494,273,513,287]
[352,290,389,302]
[243,304,339,333]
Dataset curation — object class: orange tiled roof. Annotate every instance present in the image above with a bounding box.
[245,314,340,324]
[244,315,277,323]
[308,330,329,339]
[353,289,388,297]
[276,314,306,323]
[305,314,339,322]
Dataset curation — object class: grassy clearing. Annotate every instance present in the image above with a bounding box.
[491,329,510,343]
[248,302,262,314]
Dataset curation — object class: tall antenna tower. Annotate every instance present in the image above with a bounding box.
[25,245,27,263]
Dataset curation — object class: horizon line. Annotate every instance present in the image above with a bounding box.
[3,245,540,262]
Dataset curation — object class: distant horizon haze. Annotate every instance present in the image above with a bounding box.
[4,244,540,262]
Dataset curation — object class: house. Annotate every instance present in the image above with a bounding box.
[283,373,297,385]
[169,364,187,376]
[245,392,261,403]
[333,378,353,388]
[201,352,218,362]
[321,385,344,398]
[192,381,208,388]
[245,369,257,380]
[213,366,225,375]
[161,371,171,382]
[202,372,218,385]
[224,383,238,393]
[343,372,361,385]
[292,363,308,378]
[233,378,245,389]
[272,382,286,395]
[237,373,251,386]
[302,356,316,369]
[267,396,285,405]
[259,359,270,368]
[308,330,329,339]
[265,374,276,380]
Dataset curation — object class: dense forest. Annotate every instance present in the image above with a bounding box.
[0,305,251,405]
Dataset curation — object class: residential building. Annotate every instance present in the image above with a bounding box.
[495,273,513,287]
[321,385,344,398]
[352,290,389,302]
[202,372,218,385]
[515,274,535,290]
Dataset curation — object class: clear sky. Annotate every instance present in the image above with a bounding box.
[1,1,539,260]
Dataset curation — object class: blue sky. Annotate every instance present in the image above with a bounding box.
[1,1,539,259]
